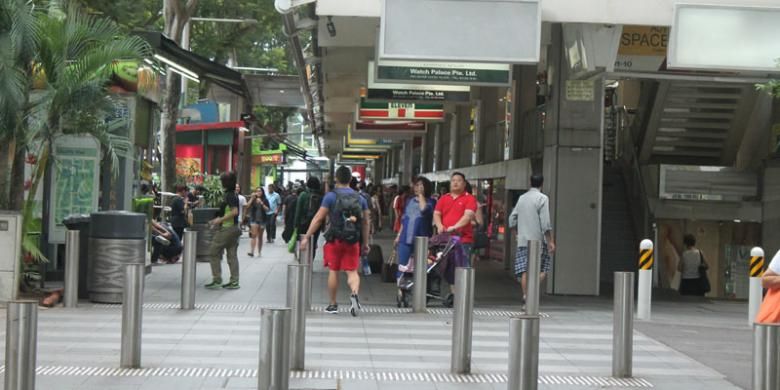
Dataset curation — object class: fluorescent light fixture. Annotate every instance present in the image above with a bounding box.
[170,67,200,83]
[153,54,200,81]
[143,58,154,65]
[239,127,250,133]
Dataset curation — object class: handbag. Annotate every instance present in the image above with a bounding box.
[287,228,298,253]
[473,225,489,250]
[698,250,711,294]
[757,288,780,323]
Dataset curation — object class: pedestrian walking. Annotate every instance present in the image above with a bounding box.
[370,186,383,233]
[170,184,189,240]
[205,172,241,290]
[282,185,300,243]
[394,177,436,284]
[508,174,555,306]
[393,185,411,233]
[246,186,269,257]
[300,166,370,317]
[265,184,282,243]
[236,184,247,234]
[433,172,478,262]
[295,177,323,258]
[677,234,710,296]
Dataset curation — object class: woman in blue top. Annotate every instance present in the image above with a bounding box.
[394,177,436,281]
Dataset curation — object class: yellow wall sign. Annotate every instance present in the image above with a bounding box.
[615,26,669,72]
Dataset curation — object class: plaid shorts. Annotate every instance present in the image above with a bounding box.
[514,244,552,276]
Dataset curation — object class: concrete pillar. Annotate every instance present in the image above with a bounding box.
[542,23,604,296]
[401,140,414,186]
[433,124,442,172]
[374,157,385,184]
[513,65,540,160]
[458,105,473,168]
[449,112,458,169]
[420,131,428,174]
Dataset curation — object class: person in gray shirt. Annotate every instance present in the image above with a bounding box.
[508,174,556,304]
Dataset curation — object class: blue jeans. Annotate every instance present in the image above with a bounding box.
[396,242,414,279]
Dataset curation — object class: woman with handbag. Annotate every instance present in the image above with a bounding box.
[677,234,710,296]
[394,177,436,294]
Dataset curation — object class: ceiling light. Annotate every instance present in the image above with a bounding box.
[153,54,199,81]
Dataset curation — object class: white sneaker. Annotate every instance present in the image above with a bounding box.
[350,294,361,317]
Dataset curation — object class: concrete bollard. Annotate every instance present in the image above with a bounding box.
[450,267,475,374]
[637,239,653,321]
[4,300,38,390]
[749,247,765,326]
[613,272,634,378]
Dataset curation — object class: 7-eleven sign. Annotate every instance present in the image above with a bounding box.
[359,101,444,121]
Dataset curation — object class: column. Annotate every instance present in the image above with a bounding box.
[542,23,604,296]
[512,65,540,160]
[449,112,458,169]
[420,131,428,174]
[432,124,442,172]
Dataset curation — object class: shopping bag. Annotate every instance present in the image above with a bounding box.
[756,288,780,324]
[287,228,298,253]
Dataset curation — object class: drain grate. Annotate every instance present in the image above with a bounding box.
[1,366,652,387]
[91,303,547,318]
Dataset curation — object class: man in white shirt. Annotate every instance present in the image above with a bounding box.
[265,184,282,243]
[508,174,556,304]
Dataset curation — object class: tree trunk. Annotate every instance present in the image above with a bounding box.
[160,69,182,191]
[160,0,198,192]
[0,141,11,209]
[9,145,25,210]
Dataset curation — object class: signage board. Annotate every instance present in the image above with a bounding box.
[379,0,541,64]
[48,136,101,244]
[346,125,394,147]
[668,4,780,72]
[375,60,511,87]
[253,153,284,165]
[354,120,426,133]
[251,139,287,156]
[565,80,595,101]
[367,61,470,102]
[614,25,669,72]
[359,101,444,121]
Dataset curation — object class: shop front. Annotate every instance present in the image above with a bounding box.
[250,141,286,189]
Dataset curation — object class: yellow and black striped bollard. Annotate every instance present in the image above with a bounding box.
[749,247,765,325]
[637,239,653,320]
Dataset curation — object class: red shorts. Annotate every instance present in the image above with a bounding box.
[323,240,360,271]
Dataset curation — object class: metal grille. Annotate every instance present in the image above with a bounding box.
[2,366,652,386]
[92,303,548,318]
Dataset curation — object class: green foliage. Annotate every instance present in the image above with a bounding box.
[201,174,224,208]
[75,0,163,32]
[757,59,780,98]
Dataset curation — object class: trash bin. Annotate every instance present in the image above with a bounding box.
[88,211,146,303]
[191,208,218,263]
[63,214,91,300]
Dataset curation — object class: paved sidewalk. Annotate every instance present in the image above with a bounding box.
[0,231,752,389]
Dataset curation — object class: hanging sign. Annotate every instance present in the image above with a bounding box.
[367,61,471,102]
[354,120,427,133]
[614,26,669,72]
[375,60,511,87]
[359,101,444,121]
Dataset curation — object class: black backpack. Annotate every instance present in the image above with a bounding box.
[299,191,322,233]
[324,191,363,244]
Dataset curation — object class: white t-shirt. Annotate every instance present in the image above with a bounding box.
[238,194,247,223]
[768,250,780,274]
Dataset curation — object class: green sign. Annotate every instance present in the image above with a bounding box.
[49,136,101,243]
[376,60,511,87]
[251,139,287,156]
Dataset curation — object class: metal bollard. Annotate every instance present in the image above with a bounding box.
[299,243,314,310]
[749,247,766,326]
[413,236,429,313]
[181,229,198,310]
[120,263,145,368]
[612,272,634,378]
[753,323,780,390]
[507,315,540,390]
[451,267,475,374]
[64,230,80,308]
[526,240,542,315]
[4,301,38,390]
[287,263,310,371]
[637,239,654,320]
[258,307,291,390]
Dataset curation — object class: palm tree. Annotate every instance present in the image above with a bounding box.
[2,0,150,288]
[0,0,39,211]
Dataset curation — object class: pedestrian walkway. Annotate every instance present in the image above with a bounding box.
[0,232,750,389]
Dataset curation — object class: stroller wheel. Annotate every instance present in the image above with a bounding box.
[396,290,403,308]
[401,291,410,308]
[443,293,454,308]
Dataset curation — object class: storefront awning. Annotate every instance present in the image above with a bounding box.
[134,31,250,99]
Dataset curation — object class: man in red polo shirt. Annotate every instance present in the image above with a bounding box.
[434,172,478,261]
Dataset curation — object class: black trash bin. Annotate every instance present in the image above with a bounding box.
[191,208,219,263]
[63,214,91,300]
[88,211,147,303]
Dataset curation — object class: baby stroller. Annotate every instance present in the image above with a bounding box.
[396,233,469,308]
